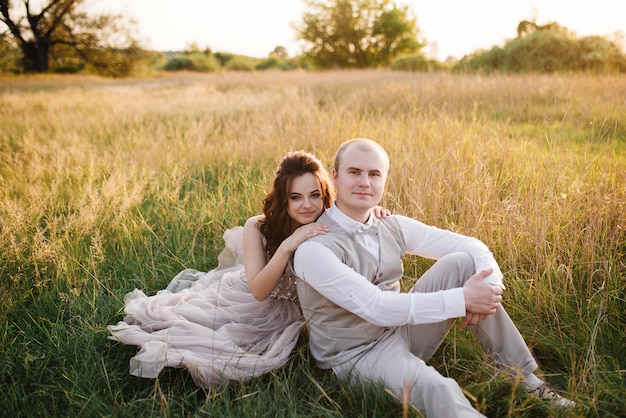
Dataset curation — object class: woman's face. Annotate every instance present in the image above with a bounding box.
[287,173,324,226]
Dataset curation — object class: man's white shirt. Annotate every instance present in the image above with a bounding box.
[293,205,504,327]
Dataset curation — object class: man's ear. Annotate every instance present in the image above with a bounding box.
[332,169,338,181]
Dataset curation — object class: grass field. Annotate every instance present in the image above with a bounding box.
[1,70,624,417]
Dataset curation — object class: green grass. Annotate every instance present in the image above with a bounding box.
[1,71,624,417]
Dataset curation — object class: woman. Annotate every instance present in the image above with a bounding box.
[108,151,388,388]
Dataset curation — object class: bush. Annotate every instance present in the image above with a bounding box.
[163,52,221,72]
[255,56,297,71]
[52,61,86,74]
[0,34,21,74]
[577,35,626,73]
[391,54,446,72]
[224,56,255,72]
[454,20,626,74]
[454,47,505,73]
[213,51,234,67]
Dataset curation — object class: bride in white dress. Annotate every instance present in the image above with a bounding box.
[108,151,334,387]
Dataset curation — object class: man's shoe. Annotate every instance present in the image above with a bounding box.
[533,383,576,408]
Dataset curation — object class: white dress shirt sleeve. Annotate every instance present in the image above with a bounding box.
[396,215,505,288]
[294,241,466,326]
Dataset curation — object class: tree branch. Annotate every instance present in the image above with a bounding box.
[0,0,26,43]
[26,0,43,40]
[44,0,77,39]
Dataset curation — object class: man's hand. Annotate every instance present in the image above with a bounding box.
[461,268,503,328]
[459,312,489,330]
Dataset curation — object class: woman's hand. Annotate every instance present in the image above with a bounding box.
[244,216,327,301]
[282,223,329,253]
[372,206,391,218]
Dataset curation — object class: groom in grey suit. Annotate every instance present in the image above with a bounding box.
[292,138,575,417]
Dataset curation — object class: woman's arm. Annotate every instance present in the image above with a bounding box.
[242,215,328,301]
[242,205,390,301]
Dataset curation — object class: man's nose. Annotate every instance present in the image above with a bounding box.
[357,173,370,186]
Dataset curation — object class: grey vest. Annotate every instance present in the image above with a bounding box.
[295,211,406,369]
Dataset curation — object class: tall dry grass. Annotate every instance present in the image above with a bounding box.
[1,71,624,417]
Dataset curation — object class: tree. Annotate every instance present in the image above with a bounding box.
[294,0,423,69]
[0,0,142,75]
[270,45,289,59]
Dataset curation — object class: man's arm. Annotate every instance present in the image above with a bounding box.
[294,241,466,326]
[397,215,505,288]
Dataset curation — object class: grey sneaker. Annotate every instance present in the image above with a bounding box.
[533,383,576,408]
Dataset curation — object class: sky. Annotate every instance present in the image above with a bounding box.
[100,0,626,60]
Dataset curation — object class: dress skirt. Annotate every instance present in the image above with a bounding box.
[107,227,304,387]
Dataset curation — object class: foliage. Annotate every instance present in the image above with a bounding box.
[255,55,297,71]
[224,55,256,72]
[136,50,168,75]
[270,45,290,60]
[391,54,446,72]
[162,47,298,73]
[163,51,221,72]
[0,31,19,72]
[295,0,423,69]
[213,51,235,67]
[255,45,298,71]
[456,20,626,74]
[0,71,624,417]
[0,0,144,76]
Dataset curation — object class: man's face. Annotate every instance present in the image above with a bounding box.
[333,146,387,221]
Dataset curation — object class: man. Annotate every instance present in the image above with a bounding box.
[293,138,575,417]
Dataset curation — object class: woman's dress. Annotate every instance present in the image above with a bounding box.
[107,227,304,388]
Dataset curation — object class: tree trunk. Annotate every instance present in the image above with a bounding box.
[21,40,50,73]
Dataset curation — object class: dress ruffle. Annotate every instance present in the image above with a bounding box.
[107,227,304,387]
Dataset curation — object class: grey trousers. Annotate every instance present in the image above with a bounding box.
[333,252,538,418]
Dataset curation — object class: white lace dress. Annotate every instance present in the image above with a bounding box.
[107,227,303,387]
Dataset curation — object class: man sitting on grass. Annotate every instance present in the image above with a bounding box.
[293,138,576,417]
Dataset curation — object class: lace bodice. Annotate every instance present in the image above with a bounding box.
[269,263,298,303]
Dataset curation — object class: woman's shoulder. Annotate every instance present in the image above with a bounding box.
[244,214,265,229]
[243,215,266,243]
